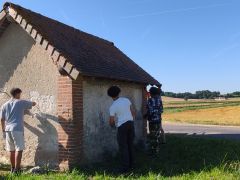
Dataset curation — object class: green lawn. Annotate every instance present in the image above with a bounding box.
[1,135,240,179]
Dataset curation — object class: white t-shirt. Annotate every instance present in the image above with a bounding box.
[109,97,133,127]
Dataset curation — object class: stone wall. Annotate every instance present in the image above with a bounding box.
[0,23,59,167]
[82,78,145,163]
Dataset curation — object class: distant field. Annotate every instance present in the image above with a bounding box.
[162,97,240,126]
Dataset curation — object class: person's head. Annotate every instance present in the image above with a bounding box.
[149,87,160,97]
[107,86,121,100]
[10,88,22,99]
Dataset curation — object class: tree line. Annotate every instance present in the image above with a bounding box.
[163,90,240,100]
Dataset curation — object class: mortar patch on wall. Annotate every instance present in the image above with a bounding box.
[30,91,55,114]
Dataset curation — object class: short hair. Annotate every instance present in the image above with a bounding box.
[149,87,160,96]
[10,88,22,97]
[107,86,121,98]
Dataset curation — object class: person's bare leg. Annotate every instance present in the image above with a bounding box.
[15,151,23,170]
[10,151,15,171]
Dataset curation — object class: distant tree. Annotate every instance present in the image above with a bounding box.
[163,90,239,99]
[232,91,240,97]
[184,96,189,101]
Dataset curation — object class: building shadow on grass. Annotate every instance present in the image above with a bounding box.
[77,133,240,178]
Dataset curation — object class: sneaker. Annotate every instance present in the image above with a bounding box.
[13,169,22,175]
[10,168,15,173]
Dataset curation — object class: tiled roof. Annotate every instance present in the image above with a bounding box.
[2,2,161,85]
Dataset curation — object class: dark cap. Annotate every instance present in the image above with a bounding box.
[149,87,160,96]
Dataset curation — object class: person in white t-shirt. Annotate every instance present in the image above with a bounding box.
[108,86,135,173]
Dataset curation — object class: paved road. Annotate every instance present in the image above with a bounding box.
[163,122,240,140]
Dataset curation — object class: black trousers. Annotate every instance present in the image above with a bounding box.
[117,121,135,170]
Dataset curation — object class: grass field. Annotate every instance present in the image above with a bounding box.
[162,97,240,126]
[1,135,240,179]
[1,98,240,179]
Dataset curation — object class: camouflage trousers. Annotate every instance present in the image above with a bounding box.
[147,122,162,153]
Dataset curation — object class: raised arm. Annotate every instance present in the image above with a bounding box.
[23,101,36,117]
[130,105,136,120]
[22,100,36,110]
[109,106,116,127]
[109,116,115,127]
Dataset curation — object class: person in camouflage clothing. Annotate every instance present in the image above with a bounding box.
[145,87,166,153]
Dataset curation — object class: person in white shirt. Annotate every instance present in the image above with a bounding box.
[108,86,135,173]
[0,88,36,174]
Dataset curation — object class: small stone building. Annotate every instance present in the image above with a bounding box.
[0,2,160,170]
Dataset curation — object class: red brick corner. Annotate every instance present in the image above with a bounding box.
[57,75,83,170]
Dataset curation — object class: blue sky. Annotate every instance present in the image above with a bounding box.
[1,0,240,93]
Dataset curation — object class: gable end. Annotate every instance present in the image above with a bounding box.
[2,5,80,80]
